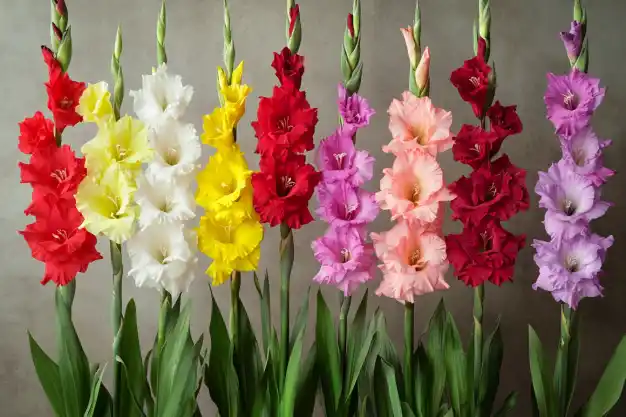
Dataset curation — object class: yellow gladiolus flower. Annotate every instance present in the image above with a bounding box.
[201,107,235,149]
[82,115,152,177]
[76,167,139,244]
[77,82,114,125]
[217,61,250,124]
[196,145,255,222]
[197,213,263,285]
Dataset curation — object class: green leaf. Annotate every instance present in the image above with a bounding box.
[375,358,403,417]
[402,402,417,417]
[347,292,377,399]
[279,330,304,417]
[565,311,581,416]
[205,293,239,417]
[289,286,310,355]
[479,321,504,416]
[316,290,342,412]
[28,332,64,417]
[234,299,261,415]
[295,343,318,417]
[84,365,107,417]
[493,391,517,417]
[55,288,91,417]
[92,384,112,417]
[528,326,554,417]
[118,300,146,417]
[426,300,447,415]
[579,335,626,417]
[444,313,467,416]
[259,271,272,357]
[414,343,431,417]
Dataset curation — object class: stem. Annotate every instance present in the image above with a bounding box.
[230,271,241,346]
[110,241,123,417]
[473,284,484,404]
[558,305,573,414]
[338,294,351,378]
[404,302,415,405]
[279,222,294,386]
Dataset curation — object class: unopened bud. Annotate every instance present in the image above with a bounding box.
[415,46,430,94]
[400,27,417,68]
[347,13,355,38]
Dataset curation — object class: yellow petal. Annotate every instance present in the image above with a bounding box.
[201,107,235,149]
[77,82,114,125]
[231,61,244,86]
[217,66,228,93]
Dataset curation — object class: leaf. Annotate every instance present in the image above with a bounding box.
[375,358,403,417]
[402,402,417,417]
[528,326,554,417]
[259,271,272,357]
[315,290,342,412]
[347,292,377,399]
[444,313,467,417]
[279,330,304,417]
[234,299,261,415]
[425,300,447,415]
[118,300,146,417]
[92,384,113,417]
[55,288,91,417]
[414,343,431,417]
[289,286,310,355]
[84,365,107,417]
[479,321,504,417]
[28,332,64,417]
[579,335,626,417]
[205,293,239,417]
[295,343,318,417]
[493,391,517,417]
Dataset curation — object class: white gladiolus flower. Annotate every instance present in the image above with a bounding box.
[127,223,197,297]
[146,120,201,184]
[135,173,196,230]
[130,63,193,127]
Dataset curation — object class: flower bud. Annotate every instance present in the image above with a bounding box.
[347,13,355,38]
[415,46,430,94]
[400,27,417,68]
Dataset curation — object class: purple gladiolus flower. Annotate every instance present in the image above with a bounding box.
[560,126,614,187]
[317,181,379,228]
[560,21,583,62]
[533,233,613,309]
[545,70,605,137]
[312,226,375,295]
[338,83,376,130]
[535,160,610,239]
[317,127,374,186]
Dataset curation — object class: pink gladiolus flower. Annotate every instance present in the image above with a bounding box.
[376,149,454,224]
[372,221,449,303]
[384,93,453,156]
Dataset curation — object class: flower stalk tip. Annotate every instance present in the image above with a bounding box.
[157,0,167,65]
[223,0,235,80]
[478,0,491,61]
[111,25,124,120]
[56,26,72,72]
[341,0,362,94]
[287,3,301,53]
[413,0,421,54]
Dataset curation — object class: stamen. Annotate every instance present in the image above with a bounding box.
[563,199,576,216]
[469,76,481,87]
[411,183,421,203]
[281,176,296,191]
[59,97,73,109]
[277,117,293,132]
[50,169,68,182]
[572,148,586,166]
[115,144,128,160]
[409,248,426,271]
[565,255,579,272]
[333,152,347,168]
[563,90,577,110]
[164,147,179,165]
[473,144,481,153]
[488,183,498,197]
[51,229,69,241]
[340,248,351,263]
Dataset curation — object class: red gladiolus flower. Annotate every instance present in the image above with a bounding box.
[446,220,525,287]
[252,154,320,229]
[452,124,502,169]
[19,144,86,200]
[252,86,318,160]
[271,47,305,90]
[44,48,85,133]
[289,4,300,37]
[19,196,102,286]
[450,55,492,118]
[18,111,56,155]
[487,101,523,140]
[449,155,529,226]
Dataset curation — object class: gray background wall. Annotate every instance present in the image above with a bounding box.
[2,0,626,416]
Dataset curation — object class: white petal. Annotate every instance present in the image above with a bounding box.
[135,174,196,230]
[146,120,201,184]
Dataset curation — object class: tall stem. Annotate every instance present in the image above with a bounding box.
[557,305,574,414]
[110,241,123,417]
[473,284,484,400]
[338,294,351,378]
[404,302,415,404]
[230,271,241,345]
[279,222,294,386]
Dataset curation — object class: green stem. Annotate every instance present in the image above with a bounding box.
[279,222,294,387]
[558,305,573,414]
[338,294,351,378]
[404,302,415,405]
[473,284,484,405]
[230,271,241,346]
[110,241,123,417]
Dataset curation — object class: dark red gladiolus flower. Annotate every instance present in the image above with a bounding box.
[19,144,86,200]
[41,46,60,75]
[452,124,502,169]
[450,55,492,118]
[252,153,320,229]
[18,111,57,155]
[446,219,525,287]
[289,4,300,37]
[487,101,523,140]
[347,13,355,38]
[252,85,318,160]
[271,47,305,90]
[19,196,102,286]
[449,155,529,226]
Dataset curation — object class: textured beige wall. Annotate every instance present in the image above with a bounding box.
[2,0,626,416]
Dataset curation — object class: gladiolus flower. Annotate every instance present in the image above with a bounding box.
[146,120,200,183]
[317,126,374,187]
[77,82,114,125]
[450,54,492,118]
[201,107,235,149]
[18,111,56,155]
[135,174,196,230]
[337,84,375,131]
[317,181,379,229]
[271,47,305,90]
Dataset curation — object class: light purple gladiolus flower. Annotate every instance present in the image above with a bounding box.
[312,226,375,295]
[317,127,375,187]
[533,233,613,309]
[338,83,376,130]
[545,70,605,137]
[535,160,610,239]
[560,126,614,187]
[317,181,379,228]
[560,21,583,62]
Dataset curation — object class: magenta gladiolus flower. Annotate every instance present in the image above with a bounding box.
[560,21,583,62]
[535,160,610,238]
[317,181,379,228]
[533,233,613,309]
[312,226,375,295]
[544,70,605,137]
[560,126,614,187]
[337,83,375,130]
[317,126,374,186]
